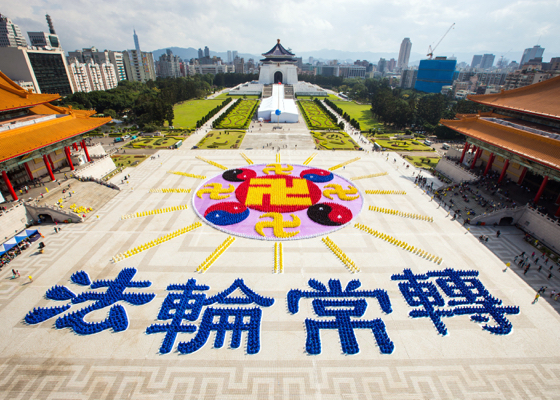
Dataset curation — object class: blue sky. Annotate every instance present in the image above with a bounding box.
[4,0,559,63]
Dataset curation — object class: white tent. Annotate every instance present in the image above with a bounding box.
[257,84,299,123]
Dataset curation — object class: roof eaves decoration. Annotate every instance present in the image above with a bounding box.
[262,39,295,57]
[467,74,560,121]
[441,116,560,172]
[0,71,60,111]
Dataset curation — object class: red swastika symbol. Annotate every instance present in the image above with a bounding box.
[235,175,321,213]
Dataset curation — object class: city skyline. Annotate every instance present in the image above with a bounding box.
[3,0,558,63]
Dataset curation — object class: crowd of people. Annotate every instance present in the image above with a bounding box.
[0,237,33,270]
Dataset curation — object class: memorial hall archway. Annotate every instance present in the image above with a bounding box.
[274,71,283,84]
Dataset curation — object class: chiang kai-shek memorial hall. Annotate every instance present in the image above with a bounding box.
[441,75,560,216]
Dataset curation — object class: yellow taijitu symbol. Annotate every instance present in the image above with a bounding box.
[196,183,234,200]
[322,184,359,201]
[262,163,293,175]
[255,212,301,238]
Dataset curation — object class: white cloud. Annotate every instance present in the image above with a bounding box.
[2,0,559,61]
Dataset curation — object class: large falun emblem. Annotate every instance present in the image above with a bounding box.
[192,164,363,240]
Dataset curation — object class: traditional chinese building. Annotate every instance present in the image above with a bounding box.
[440,75,560,216]
[258,39,298,85]
[0,71,111,202]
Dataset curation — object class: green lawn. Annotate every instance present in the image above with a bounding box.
[404,155,441,169]
[214,93,260,100]
[298,101,339,130]
[312,131,360,150]
[196,131,246,149]
[215,100,258,129]
[125,137,183,149]
[296,94,336,100]
[371,139,434,152]
[330,101,381,131]
[172,99,224,129]
[111,154,149,168]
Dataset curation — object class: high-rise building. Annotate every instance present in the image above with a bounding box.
[28,14,62,49]
[227,50,232,64]
[0,46,74,95]
[204,46,210,58]
[68,47,126,81]
[156,49,182,78]
[471,55,482,68]
[387,58,396,72]
[397,38,412,70]
[414,57,457,93]
[123,50,156,82]
[520,45,545,66]
[480,54,495,69]
[133,29,141,52]
[233,57,245,74]
[309,56,314,64]
[377,58,387,73]
[198,48,203,59]
[400,69,417,89]
[232,51,238,60]
[0,14,28,47]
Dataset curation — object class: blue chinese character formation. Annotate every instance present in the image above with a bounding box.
[146,279,274,354]
[25,268,155,334]
[287,279,394,355]
[391,268,520,335]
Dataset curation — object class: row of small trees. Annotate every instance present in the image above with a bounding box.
[212,99,258,129]
[196,98,232,128]
[322,99,362,131]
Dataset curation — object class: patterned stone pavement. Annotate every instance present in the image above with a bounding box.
[1,149,560,400]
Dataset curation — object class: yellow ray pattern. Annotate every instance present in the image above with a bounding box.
[112,222,202,263]
[365,190,406,195]
[369,205,433,222]
[322,236,359,273]
[274,242,284,274]
[121,204,188,220]
[354,223,442,264]
[196,156,228,170]
[197,236,236,273]
[328,157,360,171]
[302,153,317,166]
[351,172,388,181]
[149,188,192,193]
[167,171,206,179]
[276,153,281,163]
[241,153,254,165]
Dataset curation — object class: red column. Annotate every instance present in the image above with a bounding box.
[470,148,482,169]
[555,193,560,206]
[43,155,55,181]
[24,162,34,180]
[47,154,55,171]
[459,143,470,163]
[517,167,528,185]
[1,170,18,201]
[534,176,549,204]
[72,143,79,151]
[498,159,509,183]
[483,153,494,176]
[65,146,75,171]
[81,140,91,162]
[555,206,560,218]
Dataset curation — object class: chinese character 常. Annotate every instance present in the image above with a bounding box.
[287,278,394,355]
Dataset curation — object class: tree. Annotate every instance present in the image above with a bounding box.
[102,109,117,119]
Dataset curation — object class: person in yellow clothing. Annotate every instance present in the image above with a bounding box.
[28,276,33,282]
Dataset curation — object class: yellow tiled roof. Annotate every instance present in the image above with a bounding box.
[468,75,560,120]
[0,113,111,163]
[0,71,60,111]
[441,116,560,172]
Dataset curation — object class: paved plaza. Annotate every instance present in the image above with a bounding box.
[2,147,560,400]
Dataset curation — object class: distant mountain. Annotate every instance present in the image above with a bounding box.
[151,47,260,62]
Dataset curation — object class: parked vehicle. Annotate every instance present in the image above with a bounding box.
[424,139,432,146]
[114,137,123,143]
[442,143,450,150]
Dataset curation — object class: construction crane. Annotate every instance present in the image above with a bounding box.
[427,23,455,59]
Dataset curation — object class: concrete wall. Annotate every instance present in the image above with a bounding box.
[25,204,83,224]
[470,206,527,226]
[73,156,116,180]
[435,158,478,183]
[86,143,106,157]
[0,203,33,241]
[518,207,560,252]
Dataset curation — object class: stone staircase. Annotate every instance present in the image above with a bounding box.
[284,85,294,99]
[262,85,272,98]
